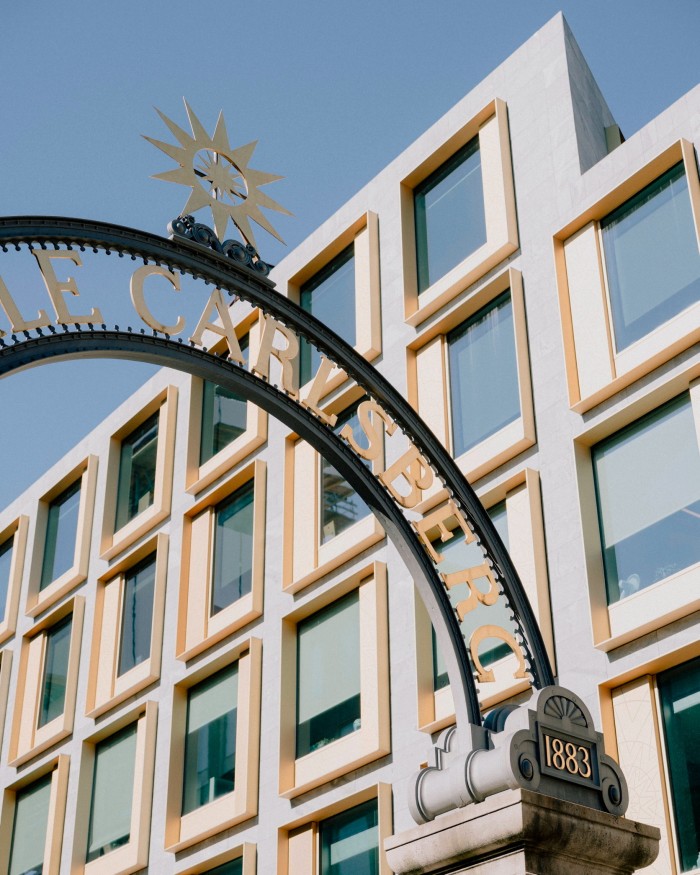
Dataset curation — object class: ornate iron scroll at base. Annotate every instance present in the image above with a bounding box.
[409,686,628,823]
[168,215,274,276]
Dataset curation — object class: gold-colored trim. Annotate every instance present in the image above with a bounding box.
[177,842,257,875]
[0,514,28,643]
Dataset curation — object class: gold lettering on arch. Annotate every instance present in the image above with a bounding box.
[442,563,500,620]
[469,624,528,684]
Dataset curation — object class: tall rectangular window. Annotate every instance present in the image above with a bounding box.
[38,615,72,728]
[300,246,356,386]
[296,590,361,758]
[117,555,157,677]
[86,723,137,862]
[659,657,700,873]
[415,137,486,293]
[601,163,700,351]
[200,336,249,465]
[8,775,52,875]
[0,535,14,624]
[212,481,255,616]
[182,664,238,814]
[320,798,379,875]
[448,292,520,457]
[40,480,81,590]
[115,412,159,531]
[593,393,700,604]
[207,861,243,875]
[320,405,369,544]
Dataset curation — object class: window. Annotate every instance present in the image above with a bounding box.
[415,137,486,294]
[205,860,243,875]
[659,657,700,873]
[296,591,361,758]
[40,480,81,591]
[0,535,14,626]
[117,554,157,677]
[115,412,159,531]
[183,663,238,814]
[200,337,250,466]
[601,162,700,352]
[593,393,700,604]
[8,774,51,875]
[300,246,356,386]
[212,481,254,616]
[38,615,72,728]
[320,404,370,545]
[448,292,520,456]
[86,723,137,862]
[320,798,379,875]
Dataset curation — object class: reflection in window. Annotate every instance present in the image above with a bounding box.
[0,535,14,623]
[432,502,510,691]
[211,481,255,616]
[296,591,361,758]
[115,412,159,531]
[415,137,486,293]
[117,555,157,677]
[320,404,369,544]
[320,798,379,875]
[183,664,238,814]
[86,723,137,862]
[448,292,520,457]
[9,774,51,875]
[206,860,243,875]
[38,615,72,728]
[659,657,700,873]
[40,480,81,590]
[300,246,356,386]
[593,394,700,604]
[200,337,249,465]
[601,163,700,351]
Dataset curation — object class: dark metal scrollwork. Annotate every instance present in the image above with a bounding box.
[168,214,273,276]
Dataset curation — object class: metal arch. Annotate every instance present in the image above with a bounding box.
[0,215,555,728]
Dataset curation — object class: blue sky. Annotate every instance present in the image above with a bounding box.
[1,1,699,505]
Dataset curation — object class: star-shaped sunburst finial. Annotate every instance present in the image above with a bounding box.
[144,100,291,249]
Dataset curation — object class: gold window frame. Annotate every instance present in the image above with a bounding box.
[27,456,98,617]
[186,315,268,494]
[407,267,535,486]
[86,533,168,717]
[577,377,700,652]
[9,596,84,766]
[165,638,262,852]
[0,649,12,754]
[414,470,553,731]
[280,783,393,875]
[0,514,28,643]
[71,701,158,875]
[555,138,700,412]
[177,460,266,661]
[287,210,382,402]
[100,385,178,561]
[401,98,518,326]
[279,563,390,798]
[0,754,70,875]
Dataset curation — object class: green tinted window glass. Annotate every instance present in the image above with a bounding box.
[415,137,486,293]
[117,555,157,676]
[296,590,361,758]
[432,503,511,691]
[200,336,249,465]
[320,798,379,875]
[40,479,81,590]
[183,664,238,814]
[593,393,700,604]
[300,246,355,386]
[0,535,14,624]
[86,724,137,862]
[448,292,520,457]
[601,163,700,351]
[206,860,243,875]
[659,657,700,872]
[212,481,254,615]
[320,404,369,544]
[115,412,159,531]
[38,615,72,728]
[9,775,51,875]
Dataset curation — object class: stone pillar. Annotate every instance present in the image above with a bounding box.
[385,788,660,875]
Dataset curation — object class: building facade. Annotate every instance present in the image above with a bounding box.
[0,13,699,875]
